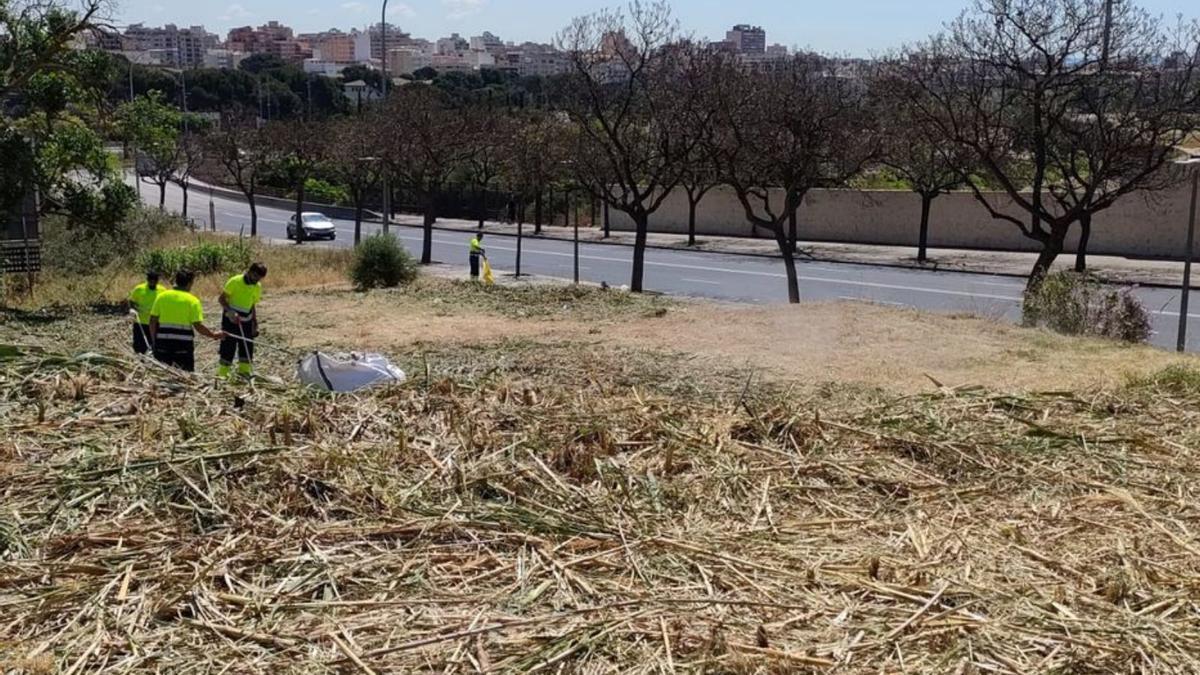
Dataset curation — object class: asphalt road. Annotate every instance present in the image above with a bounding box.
[138,178,1200,352]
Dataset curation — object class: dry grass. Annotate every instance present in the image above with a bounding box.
[3,233,351,311]
[264,285,1194,394]
[2,337,1200,672]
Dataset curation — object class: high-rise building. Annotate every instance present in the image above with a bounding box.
[368,24,412,61]
[299,28,369,63]
[436,33,469,55]
[469,32,504,54]
[123,23,217,68]
[725,24,766,54]
[227,22,310,63]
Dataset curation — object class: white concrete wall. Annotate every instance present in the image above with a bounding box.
[609,182,1197,259]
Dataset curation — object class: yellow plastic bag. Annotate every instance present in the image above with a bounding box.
[482,258,495,285]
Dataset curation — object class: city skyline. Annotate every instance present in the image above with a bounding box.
[115,0,1200,56]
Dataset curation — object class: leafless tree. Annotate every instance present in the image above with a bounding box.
[871,69,971,262]
[176,130,206,223]
[326,113,384,245]
[464,110,511,229]
[502,111,572,275]
[265,118,327,244]
[705,53,878,303]
[382,85,472,264]
[210,113,270,237]
[558,1,704,292]
[897,0,1200,287]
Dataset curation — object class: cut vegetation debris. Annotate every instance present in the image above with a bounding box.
[2,341,1199,673]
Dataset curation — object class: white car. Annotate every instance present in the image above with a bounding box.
[287,212,337,241]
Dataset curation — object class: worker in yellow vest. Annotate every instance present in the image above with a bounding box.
[469,231,485,280]
[128,270,167,355]
[149,270,224,372]
[217,262,268,378]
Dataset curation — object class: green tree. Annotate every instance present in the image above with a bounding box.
[1,0,134,233]
[116,92,184,210]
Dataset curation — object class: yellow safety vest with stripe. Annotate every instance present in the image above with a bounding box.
[129,281,167,325]
[150,290,204,343]
[223,274,262,319]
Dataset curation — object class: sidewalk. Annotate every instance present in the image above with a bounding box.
[389,213,1192,289]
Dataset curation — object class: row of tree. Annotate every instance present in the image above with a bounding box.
[114,0,1200,303]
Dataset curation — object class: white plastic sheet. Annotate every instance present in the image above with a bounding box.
[297,352,406,392]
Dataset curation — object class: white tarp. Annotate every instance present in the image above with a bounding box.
[297,352,406,392]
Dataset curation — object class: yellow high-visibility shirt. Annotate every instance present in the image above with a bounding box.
[129,281,167,325]
[470,237,483,254]
[223,274,262,318]
[150,290,204,337]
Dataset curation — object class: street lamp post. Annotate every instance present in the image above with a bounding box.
[1176,154,1200,352]
[380,0,390,235]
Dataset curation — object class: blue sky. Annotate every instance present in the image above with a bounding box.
[115,0,1198,55]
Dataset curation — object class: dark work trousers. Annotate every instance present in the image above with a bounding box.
[132,323,152,355]
[469,252,481,278]
[154,341,195,372]
[219,315,256,366]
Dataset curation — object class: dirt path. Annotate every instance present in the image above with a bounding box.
[268,284,1193,393]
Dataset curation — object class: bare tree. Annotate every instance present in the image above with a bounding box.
[210,113,269,236]
[464,110,510,229]
[176,130,207,223]
[679,148,720,247]
[326,113,383,245]
[266,118,326,244]
[871,70,970,262]
[897,0,1200,287]
[558,1,703,292]
[705,53,877,303]
[383,85,471,264]
[503,111,571,275]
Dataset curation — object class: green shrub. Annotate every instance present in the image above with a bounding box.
[1126,364,1200,396]
[42,208,186,274]
[1023,272,1151,344]
[136,240,252,278]
[349,234,418,290]
[301,178,349,206]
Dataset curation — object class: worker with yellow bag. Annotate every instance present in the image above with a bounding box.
[469,231,494,285]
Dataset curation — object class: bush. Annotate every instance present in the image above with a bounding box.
[136,240,252,278]
[301,178,349,206]
[1023,272,1151,344]
[42,208,186,274]
[349,234,418,290]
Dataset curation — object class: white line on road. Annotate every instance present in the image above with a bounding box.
[681,278,722,285]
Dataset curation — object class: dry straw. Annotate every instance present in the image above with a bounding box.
[1,343,1198,673]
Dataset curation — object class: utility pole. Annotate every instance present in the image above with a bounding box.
[128,59,135,102]
[380,0,391,234]
[1101,0,1114,67]
[1177,157,1200,352]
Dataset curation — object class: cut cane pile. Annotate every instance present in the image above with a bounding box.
[2,343,1200,673]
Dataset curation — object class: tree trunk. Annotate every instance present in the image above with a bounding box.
[247,193,258,237]
[788,210,798,253]
[354,203,364,246]
[421,200,435,265]
[1075,213,1092,273]
[534,191,543,235]
[516,220,523,277]
[1028,229,1066,292]
[158,181,166,210]
[295,184,306,244]
[603,201,610,238]
[181,180,189,221]
[918,193,933,263]
[631,211,648,293]
[773,226,801,304]
[477,187,486,229]
[688,198,698,247]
